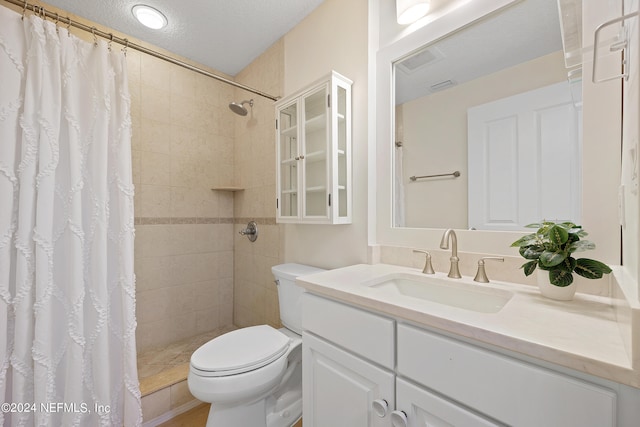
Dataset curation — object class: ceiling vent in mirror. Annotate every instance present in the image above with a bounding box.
[397,47,444,74]
[429,80,456,92]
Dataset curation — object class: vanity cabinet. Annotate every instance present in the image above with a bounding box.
[302,293,395,427]
[301,293,635,427]
[275,71,352,224]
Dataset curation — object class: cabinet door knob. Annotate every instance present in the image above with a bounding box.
[295,156,300,160]
[371,399,388,417]
[390,410,408,427]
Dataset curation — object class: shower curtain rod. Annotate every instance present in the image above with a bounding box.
[2,0,280,101]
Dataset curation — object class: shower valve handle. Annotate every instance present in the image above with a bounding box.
[239,221,258,242]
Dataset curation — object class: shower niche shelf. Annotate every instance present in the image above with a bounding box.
[275,70,352,224]
[211,187,244,192]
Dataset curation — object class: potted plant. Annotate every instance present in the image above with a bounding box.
[511,221,612,300]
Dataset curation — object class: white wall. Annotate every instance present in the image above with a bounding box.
[282,0,369,269]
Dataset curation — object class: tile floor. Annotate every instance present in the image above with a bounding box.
[138,326,237,396]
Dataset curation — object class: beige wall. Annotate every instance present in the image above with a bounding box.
[232,40,286,328]
[282,0,370,269]
[130,52,237,351]
[400,51,567,229]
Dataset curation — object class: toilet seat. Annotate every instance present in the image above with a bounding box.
[191,325,291,377]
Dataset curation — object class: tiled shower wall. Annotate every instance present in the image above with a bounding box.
[128,50,237,352]
[233,40,286,328]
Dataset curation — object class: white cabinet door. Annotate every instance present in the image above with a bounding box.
[303,333,394,427]
[395,378,500,427]
[467,81,582,230]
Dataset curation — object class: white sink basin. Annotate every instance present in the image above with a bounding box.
[365,273,513,313]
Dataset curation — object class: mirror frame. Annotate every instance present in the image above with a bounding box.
[375,0,524,255]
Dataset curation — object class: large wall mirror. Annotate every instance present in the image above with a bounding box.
[375,0,621,260]
[393,0,581,231]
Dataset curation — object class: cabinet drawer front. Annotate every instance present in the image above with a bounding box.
[398,324,617,427]
[302,293,395,368]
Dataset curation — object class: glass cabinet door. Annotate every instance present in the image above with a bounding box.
[334,81,350,221]
[278,101,299,218]
[302,85,329,219]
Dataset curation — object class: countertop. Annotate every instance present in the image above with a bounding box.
[296,263,640,388]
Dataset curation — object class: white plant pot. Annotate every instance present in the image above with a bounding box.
[537,271,577,301]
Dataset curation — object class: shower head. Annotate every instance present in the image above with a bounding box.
[229,99,254,116]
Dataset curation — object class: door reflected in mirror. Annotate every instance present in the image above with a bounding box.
[393,0,582,230]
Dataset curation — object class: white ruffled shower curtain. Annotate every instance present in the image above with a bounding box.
[0,5,141,426]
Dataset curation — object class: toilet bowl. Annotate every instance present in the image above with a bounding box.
[188,263,325,427]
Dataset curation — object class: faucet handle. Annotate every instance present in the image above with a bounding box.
[413,250,435,274]
[473,257,504,283]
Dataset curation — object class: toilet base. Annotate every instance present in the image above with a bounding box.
[205,390,301,427]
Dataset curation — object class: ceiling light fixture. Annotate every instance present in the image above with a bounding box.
[132,5,168,30]
[396,0,431,25]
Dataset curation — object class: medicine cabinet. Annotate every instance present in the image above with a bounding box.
[275,71,352,224]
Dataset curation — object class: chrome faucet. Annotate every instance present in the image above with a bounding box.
[440,228,461,279]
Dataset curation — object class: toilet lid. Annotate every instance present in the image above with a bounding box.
[191,325,291,376]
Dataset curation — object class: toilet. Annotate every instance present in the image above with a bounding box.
[188,263,325,427]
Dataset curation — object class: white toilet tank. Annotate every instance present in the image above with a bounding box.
[271,263,326,334]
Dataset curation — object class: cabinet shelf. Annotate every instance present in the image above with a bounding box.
[281,189,298,194]
[306,114,326,133]
[280,125,298,138]
[305,186,327,193]
[305,150,327,163]
[281,157,298,165]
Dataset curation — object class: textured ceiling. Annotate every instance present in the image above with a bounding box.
[42,0,326,76]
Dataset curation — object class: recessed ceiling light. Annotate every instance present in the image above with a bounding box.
[132,5,167,30]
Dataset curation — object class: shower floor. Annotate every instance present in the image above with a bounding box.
[137,325,237,396]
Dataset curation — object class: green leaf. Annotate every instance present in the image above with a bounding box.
[574,259,612,279]
[522,260,537,276]
[548,225,569,245]
[539,250,566,267]
[549,269,574,287]
[511,234,538,247]
[568,240,595,253]
[559,256,577,272]
[519,246,543,260]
